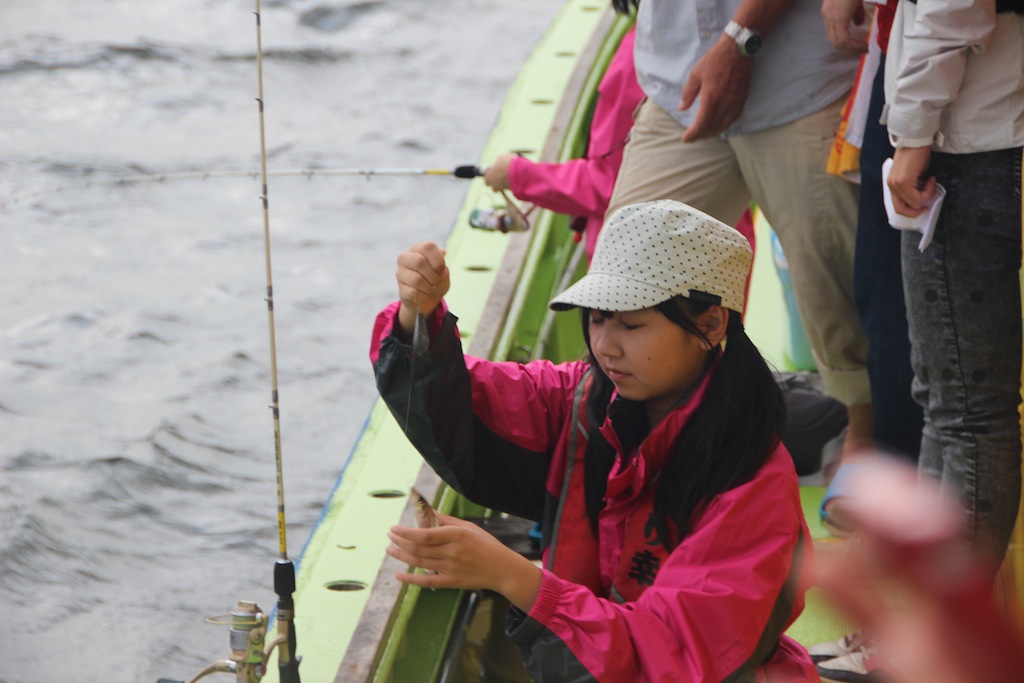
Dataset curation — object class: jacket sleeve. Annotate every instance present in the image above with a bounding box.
[507,156,618,221]
[886,0,997,144]
[370,300,588,521]
[506,30,642,220]
[507,451,814,682]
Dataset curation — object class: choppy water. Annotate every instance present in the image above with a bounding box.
[0,1,562,680]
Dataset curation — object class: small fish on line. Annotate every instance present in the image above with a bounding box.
[411,487,441,529]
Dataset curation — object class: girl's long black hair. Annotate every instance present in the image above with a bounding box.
[581,297,786,550]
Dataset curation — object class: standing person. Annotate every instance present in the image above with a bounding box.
[371,201,818,681]
[806,5,927,677]
[885,0,1023,574]
[607,0,873,456]
[825,0,923,463]
[816,0,923,540]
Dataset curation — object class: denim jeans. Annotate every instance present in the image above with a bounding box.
[855,59,923,460]
[902,146,1023,569]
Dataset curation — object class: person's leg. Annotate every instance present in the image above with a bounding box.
[903,148,1023,574]
[606,99,750,226]
[730,98,872,450]
[855,57,922,461]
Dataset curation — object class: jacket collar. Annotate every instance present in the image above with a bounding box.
[599,351,720,498]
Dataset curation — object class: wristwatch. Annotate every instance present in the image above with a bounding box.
[724,20,764,57]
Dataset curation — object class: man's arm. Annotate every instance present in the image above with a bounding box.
[680,0,795,142]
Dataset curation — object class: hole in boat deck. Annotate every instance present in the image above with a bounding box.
[325,580,367,592]
[465,265,493,273]
[555,51,576,57]
[530,98,555,105]
[369,489,405,498]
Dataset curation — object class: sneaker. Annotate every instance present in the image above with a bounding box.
[807,630,870,663]
[816,645,891,683]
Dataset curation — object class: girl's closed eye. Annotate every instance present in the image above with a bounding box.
[618,315,643,330]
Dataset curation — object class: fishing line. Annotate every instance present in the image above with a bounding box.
[375,0,457,436]
[378,1,448,245]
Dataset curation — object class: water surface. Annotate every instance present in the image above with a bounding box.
[0,1,562,680]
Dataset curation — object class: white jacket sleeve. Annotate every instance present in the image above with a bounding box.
[886,0,998,146]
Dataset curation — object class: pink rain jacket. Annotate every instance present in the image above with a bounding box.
[371,302,819,682]
[507,29,643,262]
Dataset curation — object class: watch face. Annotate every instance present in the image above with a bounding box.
[743,34,763,56]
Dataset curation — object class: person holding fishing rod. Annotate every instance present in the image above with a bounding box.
[480,1,643,263]
[371,200,817,681]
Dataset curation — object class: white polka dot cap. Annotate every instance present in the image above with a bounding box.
[549,200,752,313]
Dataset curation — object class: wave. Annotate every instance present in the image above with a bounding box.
[0,502,111,600]
[298,1,384,33]
[213,46,354,64]
[0,37,356,78]
[0,39,182,76]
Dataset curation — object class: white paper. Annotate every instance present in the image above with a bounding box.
[881,157,945,252]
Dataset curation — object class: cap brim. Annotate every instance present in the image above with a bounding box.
[549,271,676,312]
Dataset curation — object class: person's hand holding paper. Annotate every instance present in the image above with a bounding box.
[882,156,945,252]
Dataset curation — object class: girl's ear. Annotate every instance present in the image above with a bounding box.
[696,306,729,348]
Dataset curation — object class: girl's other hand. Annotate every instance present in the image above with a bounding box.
[483,153,514,192]
[386,514,542,612]
[396,242,449,335]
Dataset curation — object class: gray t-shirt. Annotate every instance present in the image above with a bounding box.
[635,0,859,136]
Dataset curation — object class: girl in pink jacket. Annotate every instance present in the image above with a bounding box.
[483,26,642,262]
[372,200,817,681]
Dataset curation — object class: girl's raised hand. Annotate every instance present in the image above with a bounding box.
[386,514,542,612]
[395,241,450,336]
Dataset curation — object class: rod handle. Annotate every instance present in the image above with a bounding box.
[453,164,482,178]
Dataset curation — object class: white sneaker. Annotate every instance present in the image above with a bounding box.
[807,630,870,663]
[816,645,891,683]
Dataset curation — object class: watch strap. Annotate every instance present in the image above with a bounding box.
[724,20,762,56]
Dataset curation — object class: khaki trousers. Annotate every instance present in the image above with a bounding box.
[608,98,870,406]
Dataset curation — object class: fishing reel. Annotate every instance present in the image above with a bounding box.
[468,189,535,234]
[468,207,530,233]
[158,600,291,683]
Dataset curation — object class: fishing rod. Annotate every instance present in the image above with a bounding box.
[0,165,483,210]
[115,165,484,183]
[157,3,301,682]
[253,0,301,677]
